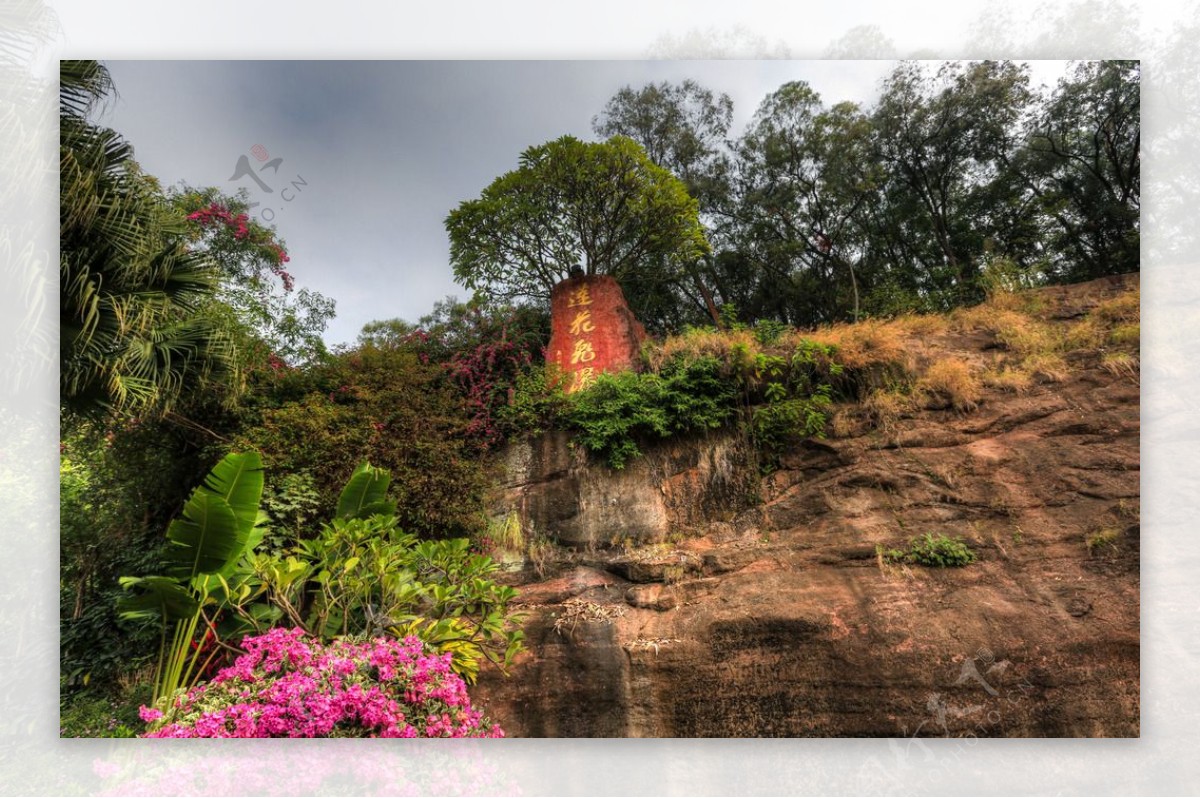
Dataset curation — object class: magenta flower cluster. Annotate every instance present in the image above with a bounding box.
[185,202,294,292]
[139,628,504,738]
[186,203,252,240]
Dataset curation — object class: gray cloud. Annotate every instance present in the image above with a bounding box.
[102,60,904,346]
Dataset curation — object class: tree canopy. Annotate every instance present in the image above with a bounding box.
[583,62,1139,330]
[445,135,709,324]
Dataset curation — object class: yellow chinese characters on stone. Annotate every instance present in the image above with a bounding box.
[567,286,593,308]
[570,367,597,392]
[570,339,596,364]
[569,309,596,336]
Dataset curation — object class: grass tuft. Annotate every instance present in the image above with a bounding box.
[918,358,982,411]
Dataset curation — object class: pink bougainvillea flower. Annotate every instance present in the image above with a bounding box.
[139,630,503,739]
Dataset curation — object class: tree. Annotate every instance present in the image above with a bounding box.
[593,80,734,326]
[445,135,709,330]
[60,60,233,420]
[1022,60,1140,281]
[592,80,733,215]
[171,185,335,366]
[731,82,880,325]
[871,61,1035,307]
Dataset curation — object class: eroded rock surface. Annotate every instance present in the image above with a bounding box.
[476,276,1139,737]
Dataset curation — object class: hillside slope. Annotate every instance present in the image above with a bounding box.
[475,274,1140,737]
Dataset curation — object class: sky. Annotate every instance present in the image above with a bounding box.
[100,59,1067,348]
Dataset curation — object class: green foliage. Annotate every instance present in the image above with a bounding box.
[336,461,396,520]
[446,134,710,328]
[871,61,1035,305]
[60,426,176,690]
[592,79,733,214]
[718,303,745,331]
[750,388,833,466]
[237,343,491,540]
[118,452,265,703]
[59,687,145,738]
[744,340,841,470]
[1025,60,1140,282]
[60,60,235,419]
[733,83,879,325]
[753,319,790,346]
[495,365,570,438]
[593,80,735,329]
[260,471,322,556]
[592,63,1138,333]
[567,355,736,469]
[170,185,336,367]
[226,463,525,683]
[882,533,977,567]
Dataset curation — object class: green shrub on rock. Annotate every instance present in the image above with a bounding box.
[881,533,977,567]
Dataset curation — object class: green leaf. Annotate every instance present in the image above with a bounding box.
[117,576,199,622]
[163,492,242,578]
[160,452,264,579]
[203,451,265,538]
[336,462,393,520]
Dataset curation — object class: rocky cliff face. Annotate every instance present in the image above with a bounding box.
[475,275,1139,737]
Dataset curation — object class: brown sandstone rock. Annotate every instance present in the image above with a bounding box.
[476,275,1140,738]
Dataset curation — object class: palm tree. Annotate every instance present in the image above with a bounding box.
[60,59,233,419]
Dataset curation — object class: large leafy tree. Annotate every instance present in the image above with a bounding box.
[60,60,233,419]
[445,135,709,330]
[731,83,881,325]
[870,60,1035,308]
[593,80,734,326]
[1022,60,1140,281]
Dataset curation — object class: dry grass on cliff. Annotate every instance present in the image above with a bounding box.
[645,278,1138,436]
[792,317,925,372]
[918,357,983,411]
[1093,290,1139,323]
[645,326,761,373]
[982,365,1034,393]
[825,280,1137,430]
[862,387,913,431]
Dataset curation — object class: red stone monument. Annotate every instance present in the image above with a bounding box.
[547,274,646,393]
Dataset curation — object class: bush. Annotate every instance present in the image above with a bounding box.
[238,345,492,540]
[884,533,977,567]
[495,365,570,438]
[60,687,143,738]
[139,629,503,738]
[567,355,736,469]
[60,428,171,690]
[221,463,525,684]
[401,297,550,447]
[749,390,832,467]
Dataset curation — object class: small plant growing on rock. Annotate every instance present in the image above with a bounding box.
[881,533,977,567]
[1086,527,1122,554]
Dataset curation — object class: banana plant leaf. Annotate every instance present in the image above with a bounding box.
[162,452,263,579]
[336,461,395,520]
[117,576,199,621]
[203,451,264,539]
[164,492,240,578]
